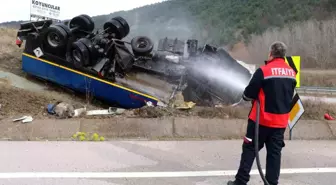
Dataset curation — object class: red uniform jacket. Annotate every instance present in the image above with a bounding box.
[242,57,297,128]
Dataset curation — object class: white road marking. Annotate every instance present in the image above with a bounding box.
[0,168,335,178]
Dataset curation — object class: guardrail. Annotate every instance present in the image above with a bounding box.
[296,86,336,95]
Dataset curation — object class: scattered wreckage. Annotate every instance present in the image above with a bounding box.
[16,14,253,109]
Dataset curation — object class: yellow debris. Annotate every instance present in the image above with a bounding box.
[171,91,196,110]
[71,132,105,142]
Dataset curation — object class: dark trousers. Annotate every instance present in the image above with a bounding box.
[235,119,286,185]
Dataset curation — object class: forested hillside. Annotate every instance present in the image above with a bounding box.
[91,0,336,46]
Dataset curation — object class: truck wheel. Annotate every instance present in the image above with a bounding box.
[55,23,71,36]
[103,19,125,39]
[69,14,95,33]
[44,24,69,49]
[71,40,91,67]
[78,38,99,63]
[112,16,130,36]
[131,36,153,56]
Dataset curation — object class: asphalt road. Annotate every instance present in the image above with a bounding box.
[0,140,335,185]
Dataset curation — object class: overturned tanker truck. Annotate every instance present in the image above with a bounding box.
[16,14,253,109]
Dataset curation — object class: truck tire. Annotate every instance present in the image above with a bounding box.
[112,16,130,36]
[131,36,153,56]
[44,24,69,49]
[71,40,91,67]
[103,19,125,39]
[79,38,99,63]
[69,14,95,33]
[55,23,71,36]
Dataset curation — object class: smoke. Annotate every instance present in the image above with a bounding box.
[123,5,201,48]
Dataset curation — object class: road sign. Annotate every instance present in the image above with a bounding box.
[30,0,61,21]
[288,90,304,130]
[285,56,301,88]
[287,55,304,134]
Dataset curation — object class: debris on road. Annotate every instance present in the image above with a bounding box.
[73,107,87,117]
[146,101,154,107]
[12,115,33,123]
[47,101,126,118]
[47,102,75,119]
[86,107,125,116]
[170,91,196,110]
[324,113,335,120]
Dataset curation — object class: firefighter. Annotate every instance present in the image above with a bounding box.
[227,41,297,185]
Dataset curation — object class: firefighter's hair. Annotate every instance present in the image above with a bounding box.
[269,41,287,58]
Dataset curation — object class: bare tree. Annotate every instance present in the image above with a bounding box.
[247,18,336,69]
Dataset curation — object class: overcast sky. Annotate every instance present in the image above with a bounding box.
[0,0,165,23]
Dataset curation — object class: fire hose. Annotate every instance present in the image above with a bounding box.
[231,99,270,185]
[255,99,270,185]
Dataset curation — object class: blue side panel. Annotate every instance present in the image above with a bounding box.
[21,54,158,108]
